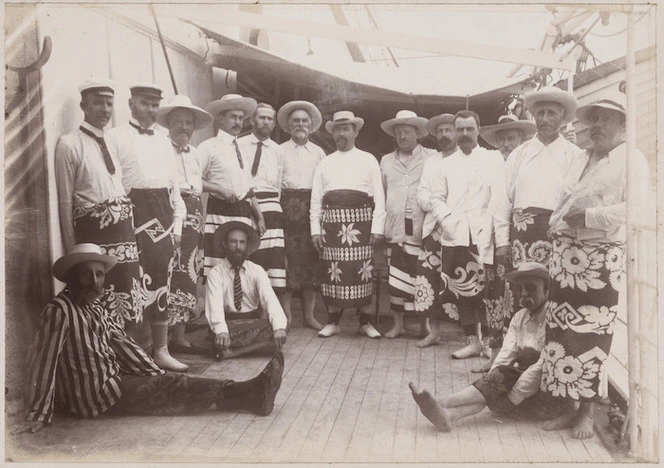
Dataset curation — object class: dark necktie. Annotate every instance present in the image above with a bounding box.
[171,142,190,154]
[251,141,263,177]
[129,121,155,136]
[233,265,242,311]
[79,126,115,175]
[232,139,244,170]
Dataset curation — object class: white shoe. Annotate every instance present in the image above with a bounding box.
[358,323,381,339]
[318,324,340,338]
[451,335,482,359]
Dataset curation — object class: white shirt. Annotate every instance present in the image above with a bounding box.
[310,147,386,236]
[108,119,185,236]
[198,129,253,199]
[280,139,326,190]
[549,142,650,243]
[238,134,283,194]
[205,258,288,335]
[494,134,585,248]
[170,142,203,195]
[54,121,127,250]
[417,145,504,262]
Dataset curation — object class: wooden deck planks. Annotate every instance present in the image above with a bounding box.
[390,340,420,462]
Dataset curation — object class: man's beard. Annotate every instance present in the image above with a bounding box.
[227,251,246,266]
[519,296,536,311]
[73,285,104,305]
[437,135,454,149]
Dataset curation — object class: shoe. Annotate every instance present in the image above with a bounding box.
[153,350,190,372]
[358,323,381,339]
[451,335,482,359]
[318,324,340,338]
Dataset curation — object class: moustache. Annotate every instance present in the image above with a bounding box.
[437,135,453,146]
[591,129,607,139]
[519,297,534,309]
[458,135,473,143]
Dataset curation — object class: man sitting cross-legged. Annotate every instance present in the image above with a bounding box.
[15,244,284,434]
[409,262,571,431]
[205,222,288,360]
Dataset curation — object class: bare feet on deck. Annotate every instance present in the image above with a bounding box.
[408,382,452,431]
[416,332,440,348]
[542,409,578,431]
[304,317,323,331]
[385,324,405,339]
[572,403,594,439]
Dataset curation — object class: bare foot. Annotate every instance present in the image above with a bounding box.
[385,324,405,339]
[304,317,323,331]
[542,409,578,431]
[422,318,432,338]
[572,404,594,439]
[408,382,452,431]
[416,333,440,348]
[471,359,493,373]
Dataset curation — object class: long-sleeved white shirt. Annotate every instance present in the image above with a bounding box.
[205,258,288,335]
[108,119,185,236]
[549,142,650,243]
[309,147,386,236]
[494,135,585,248]
[238,133,283,194]
[198,129,253,199]
[54,121,127,250]
[280,139,326,190]
[417,145,504,262]
[488,303,547,406]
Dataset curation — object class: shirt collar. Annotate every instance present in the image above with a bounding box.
[129,117,156,132]
[246,133,275,147]
[222,257,245,271]
[525,301,547,324]
[81,120,105,138]
[289,138,315,153]
[588,141,625,163]
[216,129,237,145]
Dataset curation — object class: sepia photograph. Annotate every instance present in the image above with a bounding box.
[4,1,659,464]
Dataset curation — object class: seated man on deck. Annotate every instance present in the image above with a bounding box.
[205,222,288,360]
[409,262,572,431]
[15,244,284,434]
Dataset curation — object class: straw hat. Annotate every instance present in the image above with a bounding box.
[79,78,115,97]
[206,94,257,119]
[212,221,261,258]
[156,94,213,130]
[380,110,428,139]
[277,100,323,133]
[505,261,549,283]
[325,111,364,133]
[52,243,118,282]
[524,86,579,124]
[479,115,537,148]
[576,91,626,126]
[425,113,455,137]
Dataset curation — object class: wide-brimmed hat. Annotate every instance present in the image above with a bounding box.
[277,100,323,133]
[425,113,455,137]
[156,94,213,130]
[52,243,118,282]
[524,86,579,125]
[380,110,428,139]
[212,221,261,258]
[79,78,115,97]
[130,82,163,100]
[576,91,626,126]
[206,94,257,119]
[325,111,365,133]
[506,261,549,283]
[479,115,537,148]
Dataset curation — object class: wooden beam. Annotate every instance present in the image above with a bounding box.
[329,5,366,63]
[158,7,576,71]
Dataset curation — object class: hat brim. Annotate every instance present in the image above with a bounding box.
[277,101,322,134]
[479,120,537,148]
[52,252,118,282]
[425,115,455,137]
[156,105,214,131]
[380,117,428,139]
[576,102,626,126]
[505,268,549,284]
[206,97,257,120]
[325,117,364,134]
[212,221,261,258]
[524,91,579,125]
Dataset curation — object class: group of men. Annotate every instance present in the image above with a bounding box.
[19,77,647,442]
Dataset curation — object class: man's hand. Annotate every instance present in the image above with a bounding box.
[216,186,238,203]
[273,329,287,350]
[311,235,323,252]
[12,421,45,435]
[495,245,511,265]
[564,210,586,229]
[257,217,267,237]
[214,332,231,355]
[370,234,385,247]
[172,234,182,249]
[562,128,577,144]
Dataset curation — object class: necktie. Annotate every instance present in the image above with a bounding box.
[129,121,155,136]
[232,139,244,170]
[171,142,190,154]
[251,141,263,176]
[79,126,116,175]
[233,265,242,311]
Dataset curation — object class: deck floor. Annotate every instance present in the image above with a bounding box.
[6,312,613,463]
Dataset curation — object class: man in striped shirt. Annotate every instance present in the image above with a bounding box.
[16,244,284,433]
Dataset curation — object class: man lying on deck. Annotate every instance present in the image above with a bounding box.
[15,244,284,434]
[409,262,572,431]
